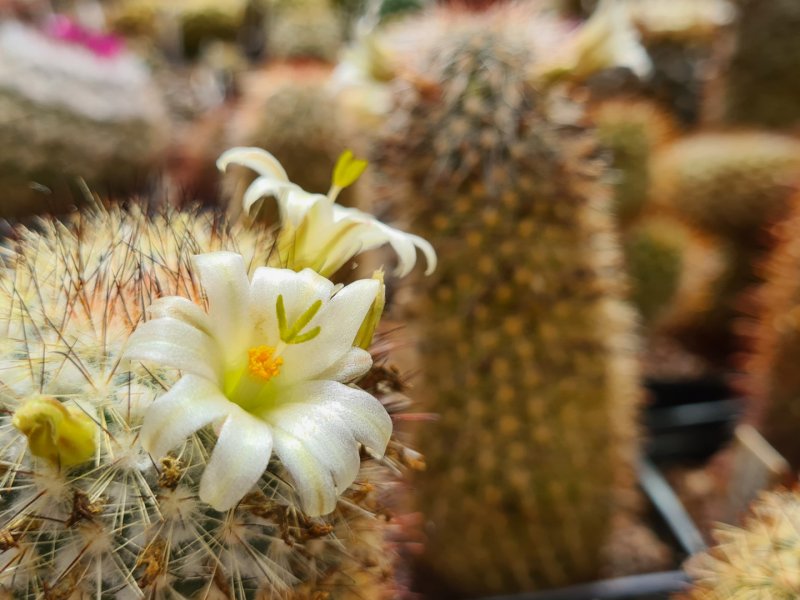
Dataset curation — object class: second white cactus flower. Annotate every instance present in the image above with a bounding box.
[537,0,652,84]
[124,251,392,516]
[217,147,437,278]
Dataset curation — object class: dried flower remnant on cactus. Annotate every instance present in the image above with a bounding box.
[217,146,437,278]
[125,251,392,514]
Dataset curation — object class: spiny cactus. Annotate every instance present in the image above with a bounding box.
[710,0,800,128]
[678,487,800,599]
[623,215,724,329]
[109,0,250,58]
[267,0,343,63]
[651,132,800,246]
[373,6,641,595]
[648,132,800,362]
[743,196,800,469]
[0,21,168,217]
[0,205,406,599]
[590,98,677,225]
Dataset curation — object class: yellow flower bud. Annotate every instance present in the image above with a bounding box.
[12,396,96,468]
[354,270,386,350]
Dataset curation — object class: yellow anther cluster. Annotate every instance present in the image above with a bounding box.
[247,345,284,382]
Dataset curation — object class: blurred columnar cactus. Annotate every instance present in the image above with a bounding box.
[0,21,168,216]
[744,197,800,468]
[677,488,800,599]
[373,6,641,595]
[0,205,403,599]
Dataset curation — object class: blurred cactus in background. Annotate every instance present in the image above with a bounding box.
[590,97,676,226]
[0,20,168,217]
[109,0,251,58]
[226,0,347,211]
[372,5,642,595]
[624,215,724,331]
[648,132,800,362]
[267,0,343,63]
[707,0,800,128]
[744,196,800,469]
[651,132,800,243]
[678,487,800,599]
[0,205,403,599]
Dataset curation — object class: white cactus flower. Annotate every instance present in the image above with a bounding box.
[217,146,437,278]
[537,0,652,84]
[124,251,392,516]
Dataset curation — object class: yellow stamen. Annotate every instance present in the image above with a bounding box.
[247,346,283,382]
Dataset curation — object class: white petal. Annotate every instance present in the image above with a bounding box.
[331,206,436,277]
[313,347,373,383]
[279,278,379,383]
[193,252,251,370]
[279,188,328,228]
[243,176,300,214]
[272,427,337,517]
[199,408,274,511]
[249,267,335,345]
[125,318,222,383]
[269,401,360,496]
[284,380,392,455]
[140,375,231,459]
[148,296,212,335]
[408,233,438,276]
[217,146,290,181]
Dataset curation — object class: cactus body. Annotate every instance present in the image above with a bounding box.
[651,132,800,244]
[267,0,343,63]
[110,0,249,58]
[0,22,168,217]
[0,206,401,599]
[649,132,800,362]
[744,198,800,468]
[373,7,641,595]
[624,215,724,329]
[590,98,677,226]
[678,488,800,599]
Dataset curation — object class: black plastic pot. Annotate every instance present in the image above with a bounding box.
[644,377,743,464]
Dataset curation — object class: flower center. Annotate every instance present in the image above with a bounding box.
[247,345,283,382]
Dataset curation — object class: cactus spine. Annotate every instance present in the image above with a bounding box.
[0,206,401,599]
[374,7,641,595]
[678,487,800,599]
